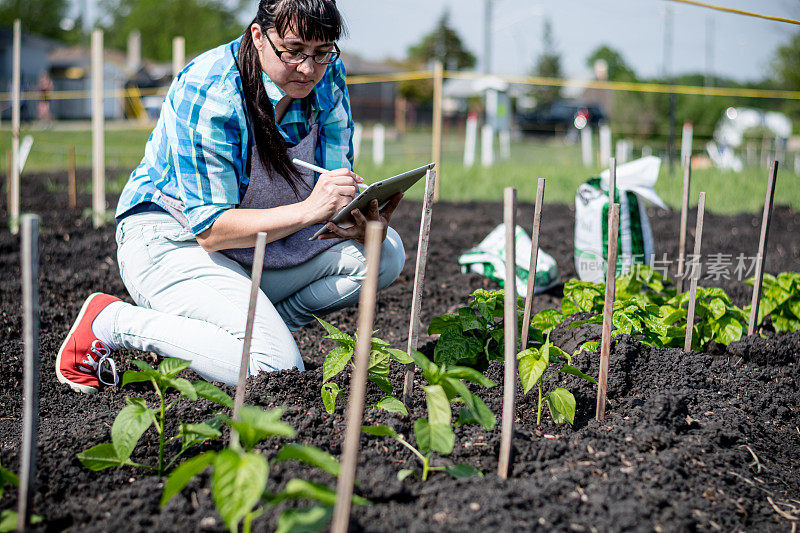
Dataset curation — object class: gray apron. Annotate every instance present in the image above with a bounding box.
[160,120,343,269]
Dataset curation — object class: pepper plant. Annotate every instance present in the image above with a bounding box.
[77,358,233,475]
[518,336,597,425]
[0,462,42,532]
[746,272,800,333]
[317,317,412,414]
[363,349,495,481]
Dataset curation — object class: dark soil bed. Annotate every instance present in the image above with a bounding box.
[1,171,799,532]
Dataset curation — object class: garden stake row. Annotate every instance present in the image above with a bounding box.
[68,146,76,209]
[676,156,692,294]
[595,203,620,422]
[230,231,267,446]
[748,161,778,335]
[18,214,41,530]
[684,192,706,351]
[402,168,436,406]
[520,178,546,348]
[331,222,385,533]
[497,187,517,480]
[9,20,20,234]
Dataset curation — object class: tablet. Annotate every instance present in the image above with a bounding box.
[309,162,434,240]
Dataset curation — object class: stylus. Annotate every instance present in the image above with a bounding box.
[292,158,368,190]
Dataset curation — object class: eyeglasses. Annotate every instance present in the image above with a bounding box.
[264,33,340,65]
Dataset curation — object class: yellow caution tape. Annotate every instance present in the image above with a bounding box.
[665,0,800,26]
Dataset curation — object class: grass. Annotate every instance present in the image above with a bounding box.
[1,123,797,214]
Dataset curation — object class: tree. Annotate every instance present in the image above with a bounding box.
[585,45,636,82]
[98,0,243,62]
[771,30,800,126]
[400,9,476,104]
[530,18,562,106]
[0,0,75,40]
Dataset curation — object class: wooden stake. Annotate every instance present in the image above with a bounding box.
[748,161,778,335]
[10,19,20,234]
[6,148,12,211]
[684,192,706,352]
[231,232,267,445]
[595,203,620,422]
[676,155,692,294]
[17,214,40,530]
[520,179,546,348]
[497,187,517,480]
[172,36,185,79]
[331,222,385,533]
[431,61,443,202]
[402,169,436,406]
[607,157,616,205]
[91,29,106,228]
[68,146,76,209]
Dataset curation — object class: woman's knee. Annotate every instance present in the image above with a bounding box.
[246,326,305,375]
[378,227,405,289]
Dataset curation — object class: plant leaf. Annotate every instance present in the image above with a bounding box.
[444,377,496,430]
[423,385,451,426]
[192,381,234,408]
[316,317,353,346]
[546,388,576,424]
[76,443,123,471]
[160,452,216,506]
[321,382,340,414]
[322,346,353,383]
[558,365,597,384]
[227,406,295,452]
[120,370,153,388]
[443,366,496,387]
[444,464,483,479]
[111,402,154,461]
[276,506,333,533]
[386,348,413,364]
[158,358,192,378]
[397,469,415,481]
[274,444,341,477]
[714,315,744,345]
[371,396,408,414]
[166,377,198,401]
[518,351,547,395]
[413,418,454,455]
[368,374,393,394]
[212,449,269,533]
[179,421,222,450]
[361,425,398,438]
[271,478,369,507]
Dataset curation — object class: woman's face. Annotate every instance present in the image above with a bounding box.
[251,23,333,99]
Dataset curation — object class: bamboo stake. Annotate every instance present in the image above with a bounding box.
[402,169,436,406]
[231,232,267,445]
[331,222,385,533]
[595,204,620,422]
[748,161,778,335]
[172,36,185,79]
[431,61,443,202]
[676,155,692,293]
[10,19,20,234]
[68,146,76,209]
[520,179,546,348]
[6,148,11,211]
[497,187,517,480]
[684,192,706,351]
[17,214,40,530]
[91,29,106,228]
[607,157,616,205]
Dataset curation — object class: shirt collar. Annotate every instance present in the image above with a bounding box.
[261,70,323,113]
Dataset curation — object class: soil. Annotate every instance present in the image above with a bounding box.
[0,171,799,532]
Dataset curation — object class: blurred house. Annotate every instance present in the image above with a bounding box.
[0,27,54,121]
[341,53,397,124]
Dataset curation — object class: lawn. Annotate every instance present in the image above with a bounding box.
[1,123,797,214]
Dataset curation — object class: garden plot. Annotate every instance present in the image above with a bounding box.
[0,173,799,532]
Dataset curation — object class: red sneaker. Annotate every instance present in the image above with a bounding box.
[56,293,121,393]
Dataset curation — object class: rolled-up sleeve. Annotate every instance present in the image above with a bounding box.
[163,77,245,235]
[318,60,354,171]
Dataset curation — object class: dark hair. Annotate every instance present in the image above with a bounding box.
[238,0,345,191]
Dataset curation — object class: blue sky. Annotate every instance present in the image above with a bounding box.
[333,0,799,83]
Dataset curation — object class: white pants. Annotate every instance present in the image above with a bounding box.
[112,212,405,385]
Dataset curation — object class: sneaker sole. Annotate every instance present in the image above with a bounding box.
[55,292,104,394]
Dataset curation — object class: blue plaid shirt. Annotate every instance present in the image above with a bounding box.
[116,37,354,235]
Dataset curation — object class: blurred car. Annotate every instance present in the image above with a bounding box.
[517,101,606,136]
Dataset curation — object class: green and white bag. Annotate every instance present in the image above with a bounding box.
[459,223,559,297]
[574,156,668,282]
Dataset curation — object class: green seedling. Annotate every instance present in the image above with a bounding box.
[665,287,748,349]
[0,462,42,532]
[77,358,233,476]
[363,349,495,481]
[428,288,543,370]
[518,336,597,425]
[746,272,800,333]
[162,406,367,533]
[317,317,412,415]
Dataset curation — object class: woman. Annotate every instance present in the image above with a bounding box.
[56,0,405,393]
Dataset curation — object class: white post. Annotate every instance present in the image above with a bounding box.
[599,123,612,167]
[10,19,21,234]
[463,113,478,168]
[581,126,593,167]
[91,29,106,228]
[642,145,653,158]
[681,121,693,168]
[481,123,494,167]
[352,122,362,163]
[499,130,511,160]
[794,153,799,175]
[127,30,141,72]
[172,36,185,78]
[372,123,385,166]
[615,139,633,164]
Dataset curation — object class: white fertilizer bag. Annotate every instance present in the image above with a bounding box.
[459,223,559,297]
[574,156,669,282]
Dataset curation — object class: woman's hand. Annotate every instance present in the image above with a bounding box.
[319,193,403,245]
[301,168,365,223]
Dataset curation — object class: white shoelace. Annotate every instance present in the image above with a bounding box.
[96,354,119,387]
